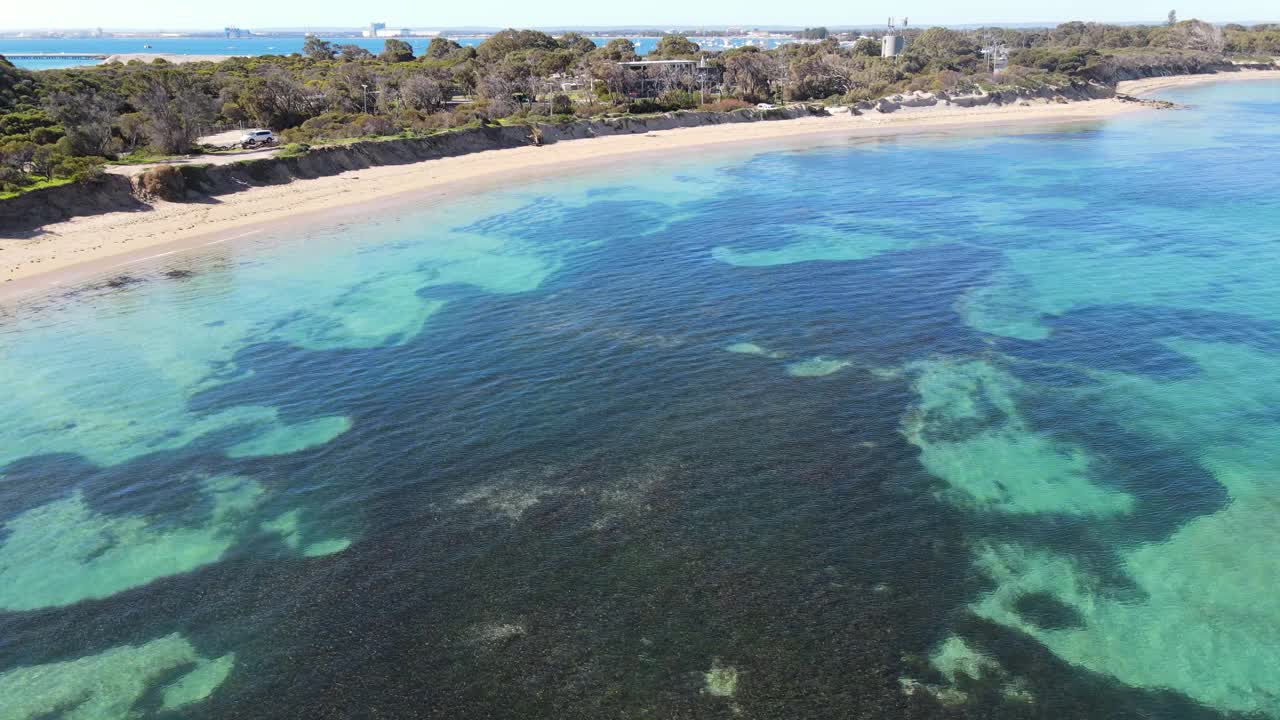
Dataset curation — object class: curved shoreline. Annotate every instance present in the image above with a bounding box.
[1118,69,1280,96]
[2,70,1275,301]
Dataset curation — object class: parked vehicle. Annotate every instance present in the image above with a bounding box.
[240,129,276,148]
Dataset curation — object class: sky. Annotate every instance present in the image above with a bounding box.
[3,0,1276,31]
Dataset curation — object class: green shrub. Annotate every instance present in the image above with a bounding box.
[281,112,401,143]
[657,90,700,110]
[573,101,615,118]
[1009,48,1100,74]
[550,94,573,115]
[277,142,311,158]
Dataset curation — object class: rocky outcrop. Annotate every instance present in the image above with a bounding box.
[847,80,1117,117]
[1115,94,1178,109]
[896,91,942,108]
[0,106,825,233]
[856,81,1116,114]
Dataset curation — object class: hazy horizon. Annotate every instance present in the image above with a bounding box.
[4,0,1277,35]
[6,20,1280,34]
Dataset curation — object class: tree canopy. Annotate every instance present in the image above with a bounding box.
[477,29,560,62]
[302,36,336,61]
[650,35,701,59]
[379,39,415,63]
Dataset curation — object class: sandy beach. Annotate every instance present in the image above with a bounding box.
[3,69,1277,297]
[1119,69,1280,96]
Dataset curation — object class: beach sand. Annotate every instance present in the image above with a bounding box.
[2,69,1276,298]
[1119,69,1280,96]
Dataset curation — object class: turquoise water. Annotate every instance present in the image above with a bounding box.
[2,81,1280,718]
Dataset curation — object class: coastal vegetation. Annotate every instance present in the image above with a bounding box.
[1,21,1277,196]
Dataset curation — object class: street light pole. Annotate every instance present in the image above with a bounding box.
[361,84,368,114]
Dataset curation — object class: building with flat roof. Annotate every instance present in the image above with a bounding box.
[616,59,719,100]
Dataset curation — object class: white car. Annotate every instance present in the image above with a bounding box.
[756,103,776,110]
[240,129,276,148]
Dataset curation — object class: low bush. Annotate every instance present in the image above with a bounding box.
[657,90,700,110]
[572,101,616,118]
[1009,48,1100,74]
[550,94,573,115]
[281,112,401,143]
[697,99,753,112]
[277,142,311,158]
[136,164,185,200]
[0,165,27,193]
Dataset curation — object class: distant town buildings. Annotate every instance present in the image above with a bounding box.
[362,22,440,38]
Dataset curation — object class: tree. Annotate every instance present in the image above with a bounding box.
[722,48,780,102]
[31,144,58,180]
[1168,10,1178,26]
[1156,19,1225,52]
[595,38,638,62]
[424,37,466,60]
[400,74,448,112]
[851,38,880,57]
[303,36,336,61]
[326,63,378,113]
[241,67,320,129]
[338,44,373,61]
[551,93,573,114]
[902,27,981,72]
[587,59,628,98]
[379,39,415,63]
[1050,21,1097,47]
[557,32,598,55]
[527,48,576,77]
[1009,47,1098,73]
[0,56,37,112]
[476,29,559,63]
[476,57,532,104]
[114,111,148,152]
[42,86,119,156]
[129,70,214,153]
[650,34,701,59]
[0,139,37,179]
